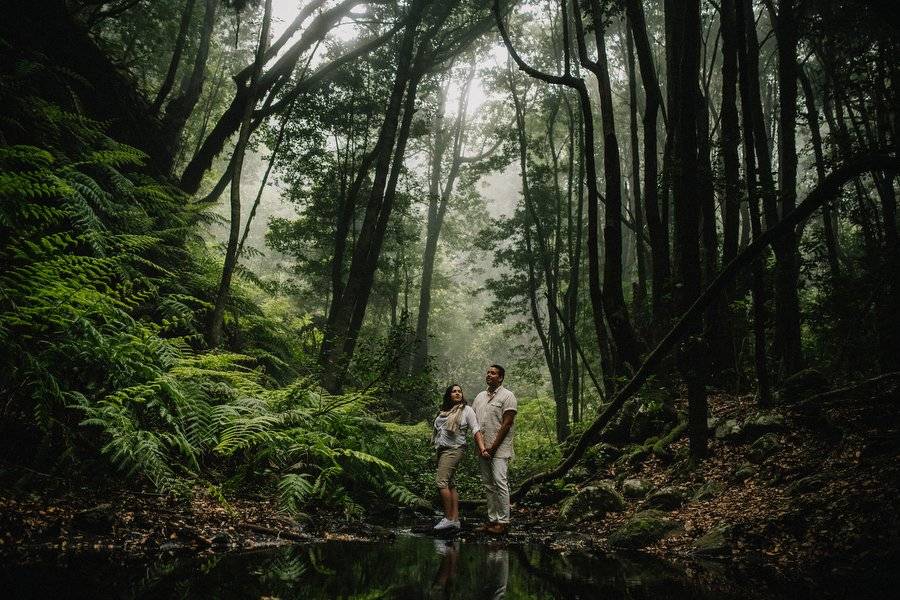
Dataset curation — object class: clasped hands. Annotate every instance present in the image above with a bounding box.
[479,445,495,458]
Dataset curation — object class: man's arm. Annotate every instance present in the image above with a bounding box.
[485,410,516,456]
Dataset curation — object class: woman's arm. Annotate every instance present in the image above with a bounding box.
[474,430,487,454]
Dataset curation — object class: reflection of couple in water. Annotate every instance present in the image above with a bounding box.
[431,365,518,536]
[429,539,508,600]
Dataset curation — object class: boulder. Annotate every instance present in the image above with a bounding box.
[778,368,829,402]
[563,465,591,484]
[71,503,116,534]
[743,412,786,439]
[622,479,654,499]
[692,526,732,556]
[714,419,743,441]
[604,398,643,444]
[608,510,682,549]
[748,433,781,463]
[642,487,685,511]
[692,481,725,502]
[784,473,830,496]
[629,400,678,442]
[558,481,627,525]
[733,463,756,482]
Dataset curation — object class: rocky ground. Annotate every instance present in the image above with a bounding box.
[503,371,900,595]
[2,372,898,596]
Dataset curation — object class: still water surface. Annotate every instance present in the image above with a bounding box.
[4,534,813,599]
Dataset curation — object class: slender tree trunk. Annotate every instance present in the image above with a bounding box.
[737,0,772,405]
[412,65,475,375]
[207,0,272,347]
[624,0,670,335]
[667,0,708,460]
[799,68,841,278]
[584,0,643,371]
[771,0,804,377]
[152,0,197,114]
[626,27,648,322]
[158,0,218,176]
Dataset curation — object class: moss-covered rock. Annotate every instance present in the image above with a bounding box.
[778,368,829,402]
[743,412,786,439]
[642,487,685,511]
[608,510,682,549]
[733,463,756,481]
[692,480,725,502]
[622,478,653,499]
[692,526,732,556]
[714,418,743,441]
[748,433,781,463]
[558,481,627,525]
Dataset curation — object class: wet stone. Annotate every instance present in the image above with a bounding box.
[608,510,683,549]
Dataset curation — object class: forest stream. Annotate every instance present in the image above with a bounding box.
[0,531,868,599]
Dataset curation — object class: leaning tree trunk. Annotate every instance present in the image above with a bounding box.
[510,153,899,499]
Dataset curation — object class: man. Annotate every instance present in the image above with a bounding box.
[472,364,517,535]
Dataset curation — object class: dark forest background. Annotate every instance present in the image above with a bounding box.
[0,0,897,539]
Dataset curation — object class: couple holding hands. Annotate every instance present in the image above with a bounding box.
[431,364,517,535]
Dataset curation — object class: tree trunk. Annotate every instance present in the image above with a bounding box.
[771,0,804,377]
[625,27,648,322]
[151,0,197,114]
[158,0,218,176]
[321,1,427,392]
[624,0,670,333]
[207,0,271,347]
[584,0,643,371]
[736,0,772,406]
[799,68,841,278]
[667,0,708,460]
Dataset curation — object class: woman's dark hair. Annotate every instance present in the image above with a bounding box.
[440,384,464,411]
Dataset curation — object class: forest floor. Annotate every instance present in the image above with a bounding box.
[1,383,898,594]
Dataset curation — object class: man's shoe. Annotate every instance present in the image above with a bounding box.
[474,521,497,533]
[433,517,454,531]
[486,522,509,535]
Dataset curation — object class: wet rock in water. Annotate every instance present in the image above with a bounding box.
[743,412,786,439]
[714,419,743,441]
[558,481,627,525]
[71,503,115,533]
[642,487,685,511]
[622,479,653,499]
[733,463,756,482]
[748,433,781,463]
[692,526,732,557]
[692,481,725,502]
[608,510,682,549]
[778,368,829,402]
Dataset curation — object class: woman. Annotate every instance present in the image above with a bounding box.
[432,384,486,531]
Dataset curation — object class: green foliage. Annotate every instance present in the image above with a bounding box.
[0,74,423,515]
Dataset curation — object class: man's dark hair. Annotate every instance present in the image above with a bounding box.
[490,364,505,381]
[440,384,464,412]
